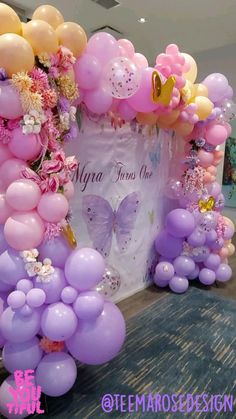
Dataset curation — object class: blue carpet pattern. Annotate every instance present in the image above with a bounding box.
[2,287,236,418]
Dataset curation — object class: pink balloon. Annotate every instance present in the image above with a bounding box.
[197,150,214,168]
[205,124,228,146]
[37,192,69,223]
[0,144,13,167]
[84,86,112,115]
[103,57,141,99]
[127,67,158,112]
[86,32,120,66]
[6,179,41,211]
[0,194,13,224]
[118,44,127,57]
[0,80,23,119]
[224,122,232,136]
[117,39,135,58]
[0,158,28,189]
[4,211,45,251]
[118,101,137,121]
[73,89,85,107]
[64,180,75,200]
[74,53,101,90]
[8,127,42,161]
[133,53,148,69]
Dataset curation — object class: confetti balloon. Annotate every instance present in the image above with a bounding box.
[96,265,121,298]
[103,57,141,99]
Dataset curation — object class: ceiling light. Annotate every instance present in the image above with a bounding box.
[138,17,147,23]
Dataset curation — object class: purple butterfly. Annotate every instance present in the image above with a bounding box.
[82,192,140,257]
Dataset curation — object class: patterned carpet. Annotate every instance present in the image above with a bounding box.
[1,288,236,418]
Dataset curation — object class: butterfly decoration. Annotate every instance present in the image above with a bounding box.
[151,70,176,106]
[82,192,140,257]
[149,142,161,170]
[148,210,155,225]
[198,196,215,213]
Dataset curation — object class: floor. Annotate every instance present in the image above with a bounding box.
[118,235,236,320]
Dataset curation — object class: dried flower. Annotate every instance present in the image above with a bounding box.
[20,249,39,263]
[57,74,79,101]
[40,337,65,353]
[11,72,32,93]
[21,91,43,113]
[38,52,51,68]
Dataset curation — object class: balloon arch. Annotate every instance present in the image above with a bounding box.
[0,2,235,415]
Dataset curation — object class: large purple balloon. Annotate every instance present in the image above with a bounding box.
[215,264,232,282]
[33,267,66,304]
[166,209,195,238]
[73,291,104,320]
[173,256,195,276]
[0,307,41,343]
[3,336,43,373]
[38,236,71,269]
[199,268,216,285]
[0,248,26,286]
[0,375,31,419]
[66,302,125,365]
[41,302,78,341]
[36,352,77,397]
[155,230,183,258]
[169,276,189,293]
[154,262,174,283]
[65,248,105,291]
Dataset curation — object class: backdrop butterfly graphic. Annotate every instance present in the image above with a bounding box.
[149,142,161,170]
[82,192,141,257]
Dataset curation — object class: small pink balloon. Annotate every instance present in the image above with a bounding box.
[64,181,75,200]
[73,89,85,107]
[207,166,217,176]
[8,127,42,161]
[118,101,137,121]
[6,179,41,211]
[198,150,214,168]
[4,211,45,251]
[37,192,69,223]
[84,86,112,115]
[118,44,127,57]
[127,67,158,113]
[0,80,23,119]
[0,194,13,224]
[0,144,13,167]
[0,158,28,189]
[133,53,148,69]
[74,53,102,90]
[205,124,228,146]
[117,39,135,58]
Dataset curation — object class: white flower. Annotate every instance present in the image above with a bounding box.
[60,112,70,130]
[21,110,46,135]
[43,258,52,266]
[36,263,54,283]
[69,106,76,122]
[25,261,43,277]
[20,249,39,263]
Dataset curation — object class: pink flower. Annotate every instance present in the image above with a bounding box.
[30,68,50,91]
[8,119,20,130]
[21,168,41,185]
[41,159,63,174]
[65,156,78,172]
[52,150,66,163]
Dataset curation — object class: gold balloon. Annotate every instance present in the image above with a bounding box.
[0,3,21,35]
[194,96,213,120]
[56,22,87,58]
[23,20,58,55]
[0,33,34,77]
[193,83,208,98]
[137,112,158,125]
[32,4,64,29]
[182,53,198,83]
[62,224,77,249]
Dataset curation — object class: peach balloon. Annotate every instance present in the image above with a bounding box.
[192,83,208,98]
[0,194,13,224]
[223,216,235,231]
[137,112,158,125]
[172,121,194,136]
[23,20,58,55]
[0,33,34,77]
[32,5,64,29]
[207,166,217,176]
[198,150,214,168]
[182,53,198,83]
[194,96,213,120]
[214,150,224,160]
[56,22,87,58]
[219,247,229,259]
[158,109,180,126]
[203,172,212,184]
[0,3,21,35]
[227,243,235,257]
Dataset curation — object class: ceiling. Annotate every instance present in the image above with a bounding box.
[6,0,236,64]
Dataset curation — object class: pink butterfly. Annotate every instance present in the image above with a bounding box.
[82,192,140,257]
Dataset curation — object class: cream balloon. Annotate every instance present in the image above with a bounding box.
[0,3,21,35]
[23,20,58,55]
[194,96,213,120]
[193,83,208,98]
[182,53,198,83]
[56,22,87,58]
[32,4,64,29]
[0,33,34,77]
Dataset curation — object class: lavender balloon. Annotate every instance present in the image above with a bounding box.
[0,225,8,254]
[155,230,183,258]
[61,286,78,304]
[66,302,125,365]
[187,229,206,247]
[16,279,33,293]
[65,248,105,291]
[73,291,104,320]
[166,209,195,238]
[173,256,195,277]
[26,289,46,308]
[154,277,170,288]
[3,337,43,373]
[188,265,200,280]
[0,248,26,286]
[154,262,174,282]
[36,352,77,397]
[205,229,217,245]
[215,264,232,282]
[0,307,41,343]
[7,290,26,309]
[33,267,66,304]
[203,73,229,103]
[0,375,31,419]
[204,253,221,270]
[38,236,71,269]
[41,302,78,341]
[169,276,189,293]
[199,268,216,285]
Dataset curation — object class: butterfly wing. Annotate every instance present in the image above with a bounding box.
[82,195,114,257]
[206,196,215,211]
[115,192,140,253]
[159,77,176,106]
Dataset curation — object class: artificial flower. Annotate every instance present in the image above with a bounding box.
[11,72,32,93]
[57,74,79,101]
[25,261,43,277]
[38,52,51,68]
[20,249,39,263]
[21,110,46,135]
[40,337,65,353]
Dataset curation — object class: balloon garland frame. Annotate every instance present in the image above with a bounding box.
[0,2,235,415]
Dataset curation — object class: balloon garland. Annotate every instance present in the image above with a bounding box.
[0,1,235,414]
